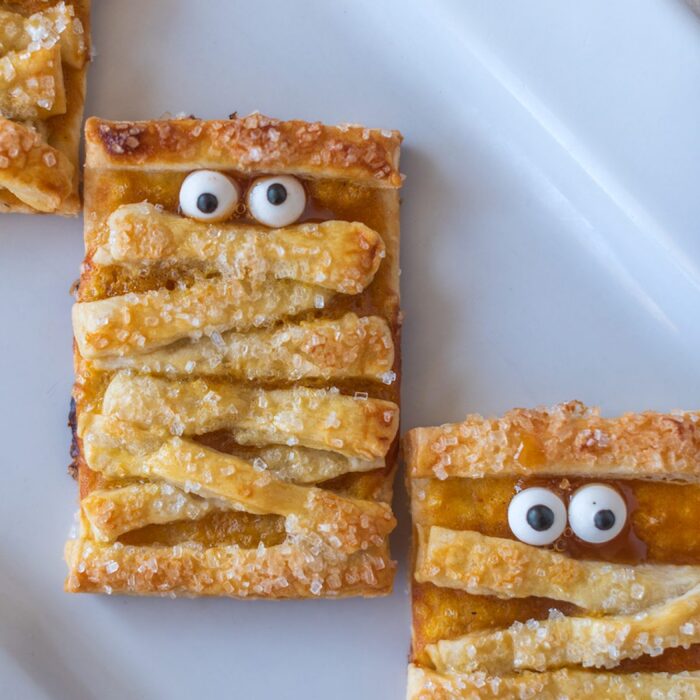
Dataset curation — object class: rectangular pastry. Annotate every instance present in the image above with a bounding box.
[0,0,90,215]
[405,402,700,698]
[65,113,402,598]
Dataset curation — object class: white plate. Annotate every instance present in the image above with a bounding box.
[2,1,700,698]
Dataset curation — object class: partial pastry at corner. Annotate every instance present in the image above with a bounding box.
[0,0,90,215]
[405,402,700,699]
[66,113,403,599]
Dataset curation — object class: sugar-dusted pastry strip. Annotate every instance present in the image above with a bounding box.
[79,414,165,476]
[97,203,386,295]
[145,438,395,544]
[405,401,700,481]
[0,1,90,215]
[406,665,700,700]
[0,44,66,119]
[85,115,402,187]
[81,482,213,542]
[427,583,700,674]
[27,2,88,68]
[72,277,334,359]
[80,414,384,484]
[0,117,74,211]
[87,437,395,553]
[101,373,398,459]
[65,535,394,598]
[0,3,88,69]
[91,313,395,383]
[415,526,700,614]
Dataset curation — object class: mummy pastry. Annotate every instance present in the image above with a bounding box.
[405,402,700,699]
[65,113,403,599]
[0,0,90,215]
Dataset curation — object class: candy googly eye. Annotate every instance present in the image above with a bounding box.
[247,175,306,227]
[507,487,567,546]
[568,483,627,544]
[179,170,240,222]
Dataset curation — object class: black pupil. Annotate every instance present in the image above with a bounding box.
[267,183,287,205]
[594,509,616,531]
[526,504,555,532]
[197,192,218,214]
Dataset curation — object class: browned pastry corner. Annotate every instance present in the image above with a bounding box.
[0,0,90,215]
[405,403,700,699]
[84,115,402,186]
[66,113,402,599]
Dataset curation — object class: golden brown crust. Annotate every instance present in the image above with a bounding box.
[98,204,386,294]
[70,424,397,596]
[99,373,398,459]
[80,414,384,484]
[89,436,395,546]
[72,278,335,359]
[82,482,214,542]
[66,532,394,599]
[408,402,700,684]
[0,117,73,210]
[90,313,395,383]
[405,401,700,482]
[427,583,700,674]
[406,665,700,700]
[416,526,700,614]
[0,0,90,215]
[0,44,66,119]
[69,433,396,596]
[70,112,401,599]
[80,435,395,545]
[85,115,402,187]
[73,202,387,356]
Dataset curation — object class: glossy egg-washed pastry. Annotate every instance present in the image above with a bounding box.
[405,402,700,699]
[0,0,89,215]
[65,113,402,598]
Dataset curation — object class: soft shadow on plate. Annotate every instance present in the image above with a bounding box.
[400,143,482,429]
[0,553,133,700]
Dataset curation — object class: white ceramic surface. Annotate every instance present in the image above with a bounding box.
[2,1,700,698]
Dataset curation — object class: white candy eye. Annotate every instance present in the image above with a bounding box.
[179,170,240,222]
[568,483,627,544]
[247,175,306,227]
[508,487,567,546]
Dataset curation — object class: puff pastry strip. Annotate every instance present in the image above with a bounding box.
[72,278,334,359]
[426,583,700,674]
[65,536,394,598]
[415,526,700,614]
[0,117,73,211]
[101,373,398,459]
[85,115,402,187]
[0,1,89,214]
[405,400,700,481]
[0,3,87,69]
[406,665,700,700]
[81,415,383,483]
[82,482,213,542]
[97,203,386,295]
[0,44,66,119]
[80,415,384,484]
[91,313,394,383]
[85,437,395,551]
